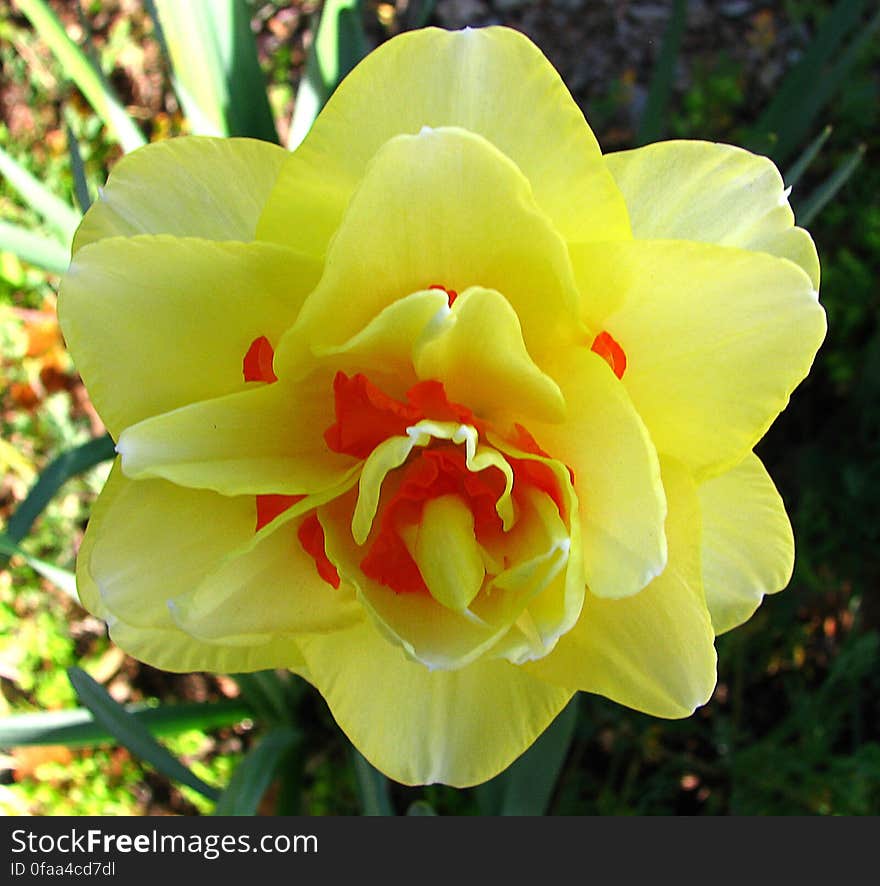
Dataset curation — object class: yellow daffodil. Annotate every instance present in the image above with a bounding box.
[59,26,826,787]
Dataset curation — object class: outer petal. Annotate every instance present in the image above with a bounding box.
[698,451,794,634]
[413,286,566,426]
[591,239,826,477]
[59,236,322,438]
[605,140,819,288]
[528,348,666,599]
[117,377,358,496]
[78,461,308,673]
[258,26,630,257]
[276,127,583,369]
[527,458,717,718]
[296,619,573,787]
[73,137,289,253]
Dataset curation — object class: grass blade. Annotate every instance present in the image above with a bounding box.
[212,726,299,815]
[0,144,80,240]
[288,0,368,149]
[2,434,115,553]
[635,0,687,145]
[0,532,77,599]
[797,143,866,226]
[478,697,579,815]
[14,0,146,153]
[747,0,878,163]
[150,0,277,142]
[64,116,92,213]
[352,747,393,816]
[0,220,69,273]
[784,125,833,189]
[0,700,252,748]
[67,667,220,801]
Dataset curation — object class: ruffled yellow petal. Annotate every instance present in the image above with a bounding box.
[79,461,307,673]
[276,126,583,369]
[527,458,717,718]
[414,286,566,426]
[592,239,826,477]
[698,452,794,634]
[257,26,629,257]
[605,140,819,288]
[74,137,289,253]
[296,618,573,786]
[528,347,666,599]
[169,515,363,644]
[59,235,321,437]
[117,377,357,496]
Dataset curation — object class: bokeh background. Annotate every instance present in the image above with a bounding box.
[0,0,878,815]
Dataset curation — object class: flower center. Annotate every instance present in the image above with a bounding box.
[590,330,627,379]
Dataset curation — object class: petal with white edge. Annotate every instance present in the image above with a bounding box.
[527,458,717,718]
[699,451,794,634]
[59,236,321,438]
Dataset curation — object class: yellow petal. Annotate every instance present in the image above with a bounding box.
[605,140,819,288]
[73,136,289,254]
[527,347,666,599]
[169,515,362,644]
[414,286,566,426]
[117,377,358,496]
[80,460,307,673]
[527,458,717,718]
[59,236,321,438]
[698,452,794,634]
[593,239,826,477]
[257,26,629,257]
[276,126,583,369]
[296,618,573,786]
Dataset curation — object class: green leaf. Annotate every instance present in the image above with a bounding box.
[352,747,394,816]
[212,726,300,816]
[14,0,146,153]
[288,0,369,149]
[0,220,69,274]
[784,125,833,190]
[0,144,81,241]
[0,700,252,749]
[0,532,77,599]
[748,1,879,163]
[635,0,687,146]
[230,671,294,724]
[797,143,866,226]
[67,667,220,801]
[406,800,438,816]
[1,434,115,558]
[149,0,277,142]
[64,115,92,213]
[477,697,579,816]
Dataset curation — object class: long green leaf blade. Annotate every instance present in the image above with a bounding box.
[0,700,252,748]
[67,667,220,801]
[0,220,69,273]
[288,0,368,149]
[797,143,866,226]
[2,434,115,553]
[150,0,277,142]
[0,144,81,240]
[212,726,299,816]
[14,0,146,153]
[0,532,77,599]
[636,0,687,145]
[352,747,393,816]
[478,697,579,816]
[785,125,833,189]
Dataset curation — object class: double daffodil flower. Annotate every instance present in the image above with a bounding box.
[60,27,826,786]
